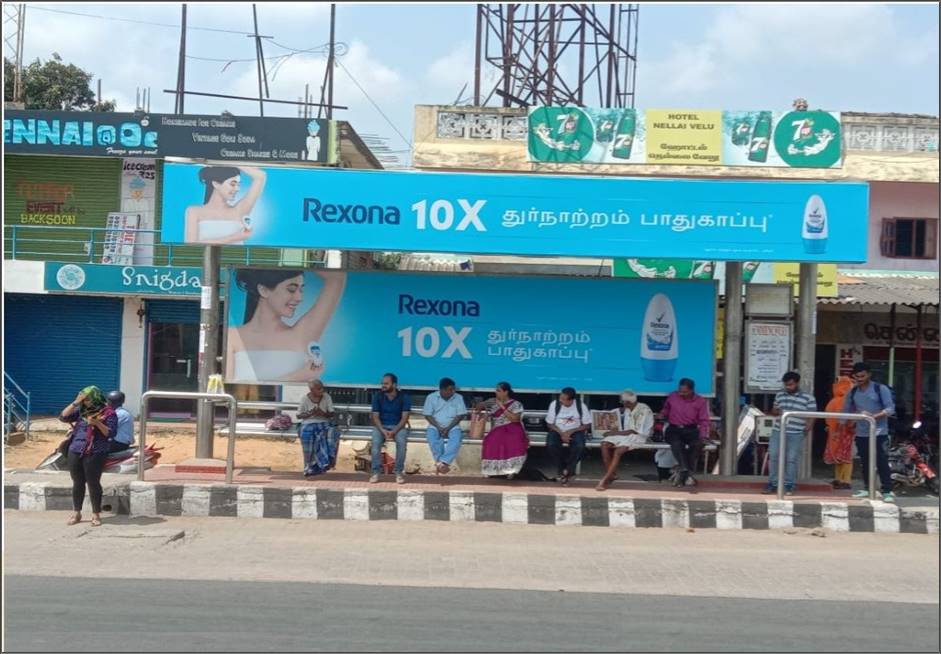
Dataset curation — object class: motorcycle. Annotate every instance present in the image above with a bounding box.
[888,421,939,496]
[36,443,163,474]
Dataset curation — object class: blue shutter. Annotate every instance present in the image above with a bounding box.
[4,294,122,414]
[146,299,201,325]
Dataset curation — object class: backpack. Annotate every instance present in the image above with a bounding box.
[546,399,586,427]
[850,381,898,433]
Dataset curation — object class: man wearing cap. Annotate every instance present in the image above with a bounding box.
[843,361,896,503]
[596,390,654,491]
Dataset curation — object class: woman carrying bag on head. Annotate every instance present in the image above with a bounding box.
[59,386,118,527]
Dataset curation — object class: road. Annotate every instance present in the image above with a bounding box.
[4,511,939,652]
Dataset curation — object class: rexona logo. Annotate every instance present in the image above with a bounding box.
[398,294,480,317]
[303,198,401,225]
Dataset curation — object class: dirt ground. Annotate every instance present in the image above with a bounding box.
[2,430,364,473]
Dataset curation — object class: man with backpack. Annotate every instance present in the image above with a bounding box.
[545,387,592,486]
[843,362,896,503]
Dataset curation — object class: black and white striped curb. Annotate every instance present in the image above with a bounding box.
[5,481,938,534]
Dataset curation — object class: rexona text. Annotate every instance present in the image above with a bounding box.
[398,294,480,317]
[303,198,401,225]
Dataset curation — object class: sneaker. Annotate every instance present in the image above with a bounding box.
[369,474,380,484]
[396,474,406,485]
[784,490,794,497]
[852,490,869,498]
[882,492,896,503]
[761,486,776,495]
[684,475,697,487]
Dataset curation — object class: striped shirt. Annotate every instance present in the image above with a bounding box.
[773,391,817,435]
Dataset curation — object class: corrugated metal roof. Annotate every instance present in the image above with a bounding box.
[822,274,940,305]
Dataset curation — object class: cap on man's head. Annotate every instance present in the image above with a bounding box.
[851,362,871,374]
[621,390,637,401]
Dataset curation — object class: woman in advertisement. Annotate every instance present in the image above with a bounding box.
[184,165,266,244]
[226,269,347,383]
[479,382,529,478]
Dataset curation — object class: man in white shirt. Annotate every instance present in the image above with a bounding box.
[597,389,654,490]
[545,386,592,486]
[422,377,468,474]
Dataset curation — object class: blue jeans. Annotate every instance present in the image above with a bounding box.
[426,425,464,465]
[371,426,409,474]
[856,434,893,494]
[546,430,588,476]
[767,430,805,491]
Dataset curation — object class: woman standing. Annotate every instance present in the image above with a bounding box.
[479,382,529,478]
[184,165,266,245]
[226,269,347,383]
[297,379,339,476]
[824,376,856,489]
[60,386,118,527]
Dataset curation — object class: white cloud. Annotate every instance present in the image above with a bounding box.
[425,42,474,101]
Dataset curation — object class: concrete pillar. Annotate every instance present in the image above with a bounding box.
[721,262,743,476]
[195,246,221,459]
[119,297,146,417]
[796,263,817,479]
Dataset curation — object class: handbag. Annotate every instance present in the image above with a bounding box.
[469,409,489,439]
[57,427,75,457]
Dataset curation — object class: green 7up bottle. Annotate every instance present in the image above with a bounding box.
[612,110,637,160]
[747,112,772,163]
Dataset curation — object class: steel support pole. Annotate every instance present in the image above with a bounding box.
[796,263,817,479]
[195,246,221,459]
[721,262,743,475]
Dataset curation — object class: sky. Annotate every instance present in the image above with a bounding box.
[9,2,940,165]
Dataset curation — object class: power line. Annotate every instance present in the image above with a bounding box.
[28,5,270,36]
[335,58,411,149]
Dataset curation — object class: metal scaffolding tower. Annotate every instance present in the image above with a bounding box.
[3,3,26,103]
[474,3,638,109]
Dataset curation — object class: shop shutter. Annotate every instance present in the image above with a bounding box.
[146,299,201,325]
[3,155,123,262]
[3,294,122,414]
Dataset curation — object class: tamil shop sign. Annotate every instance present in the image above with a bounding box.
[45,262,203,296]
[224,269,717,395]
[161,162,869,263]
[528,107,843,168]
[3,110,335,164]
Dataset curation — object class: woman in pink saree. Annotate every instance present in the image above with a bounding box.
[480,382,529,478]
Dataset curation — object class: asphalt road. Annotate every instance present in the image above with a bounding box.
[5,575,939,653]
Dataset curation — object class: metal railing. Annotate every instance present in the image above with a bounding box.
[139,390,238,483]
[4,225,325,267]
[779,411,878,501]
[3,371,31,441]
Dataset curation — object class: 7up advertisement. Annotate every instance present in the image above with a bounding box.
[528,106,843,169]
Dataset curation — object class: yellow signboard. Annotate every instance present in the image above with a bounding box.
[644,109,723,166]
[716,307,725,360]
[772,263,838,298]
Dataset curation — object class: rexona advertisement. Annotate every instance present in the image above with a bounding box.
[3,110,334,163]
[224,269,717,395]
[162,162,869,263]
[527,106,843,168]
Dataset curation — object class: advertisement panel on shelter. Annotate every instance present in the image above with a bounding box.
[224,269,717,395]
[3,110,335,163]
[527,106,843,168]
[161,162,868,263]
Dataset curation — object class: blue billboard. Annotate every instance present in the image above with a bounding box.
[162,162,868,263]
[224,269,717,395]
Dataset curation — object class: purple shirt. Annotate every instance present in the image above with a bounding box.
[661,392,711,440]
[62,407,118,456]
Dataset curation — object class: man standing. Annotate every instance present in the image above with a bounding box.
[370,373,411,485]
[106,391,134,452]
[763,372,817,496]
[545,387,592,486]
[596,389,654,491]
[423,377,468,474]
[660,378,711,488]
[843,362,896,503]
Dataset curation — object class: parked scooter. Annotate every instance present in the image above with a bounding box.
[36,443,162,474]
[888,421,939,496]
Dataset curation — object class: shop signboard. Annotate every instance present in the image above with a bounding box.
[3,110,336,164]
[223,268,717,394]
[44,262,203,297]
[528,106,843,168]
[161,162,869,263]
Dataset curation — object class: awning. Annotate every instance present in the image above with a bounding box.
[821,273,940,306]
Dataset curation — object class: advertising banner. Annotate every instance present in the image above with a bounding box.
[745,321,793,393]
[45,262,203,296]
[224,269,717,395]
[162,162,869,263]
[3,110,335,163]
[612,259,839,297]
[528,106,843,168]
